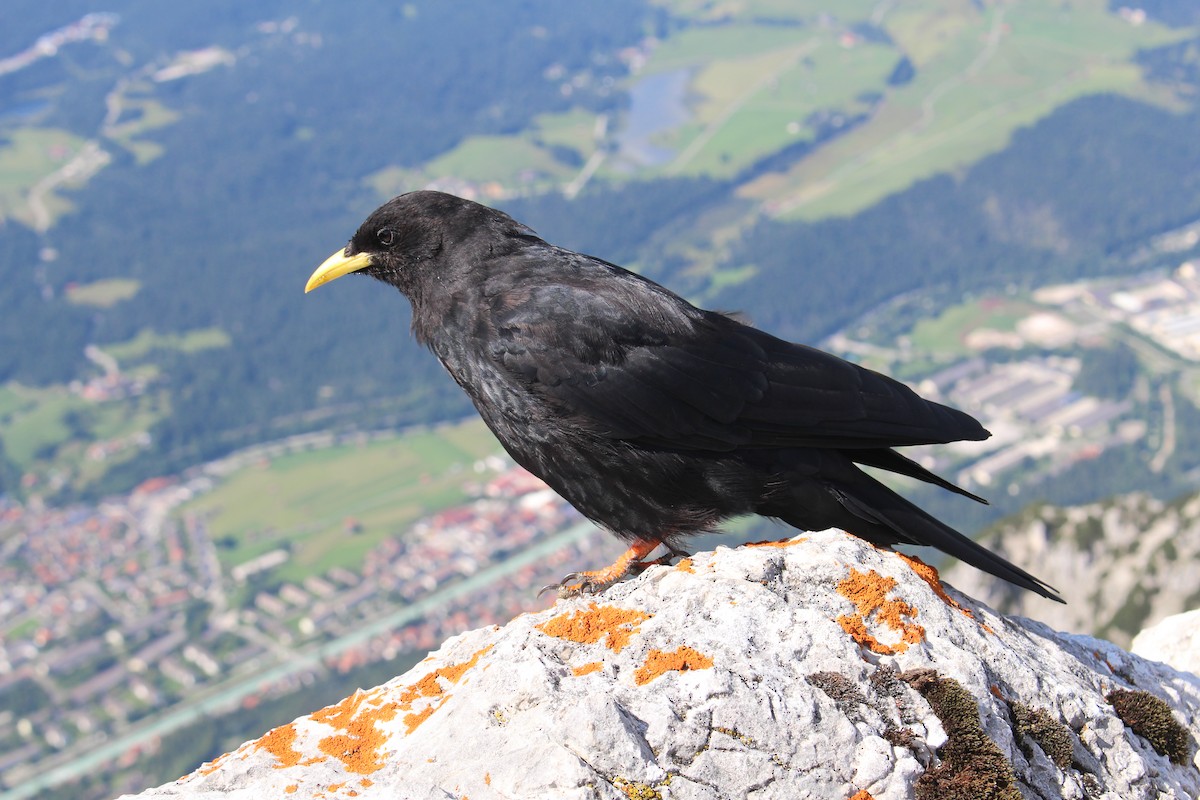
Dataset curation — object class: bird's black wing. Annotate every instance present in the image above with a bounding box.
[733,325,989,449]
[482,251,987,453]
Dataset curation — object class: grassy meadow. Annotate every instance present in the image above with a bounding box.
[183,419,503,583]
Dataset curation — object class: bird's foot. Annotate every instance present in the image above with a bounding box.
[538,538,679,599]
[536,571,599,599]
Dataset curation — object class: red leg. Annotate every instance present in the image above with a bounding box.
[544,538,663,598]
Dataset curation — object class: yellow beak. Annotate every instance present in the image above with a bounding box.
[304,249,375,293]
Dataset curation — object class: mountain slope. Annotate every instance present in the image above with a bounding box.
[941,489,1200,646]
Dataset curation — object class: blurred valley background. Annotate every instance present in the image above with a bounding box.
[2,1,1200,796]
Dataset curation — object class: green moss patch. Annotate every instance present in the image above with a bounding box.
[1008,701,1073,770]
[902,669,1022,800]
[1107,688,1193,766]
[808,671,868,721]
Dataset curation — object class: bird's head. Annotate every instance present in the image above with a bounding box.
[304,190,536,298]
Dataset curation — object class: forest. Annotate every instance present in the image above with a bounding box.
[0,0,648,497]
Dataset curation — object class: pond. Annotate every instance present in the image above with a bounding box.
[615,68,692,169]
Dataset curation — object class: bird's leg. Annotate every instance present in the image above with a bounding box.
[628,541,690,573]
[540,538,665,599]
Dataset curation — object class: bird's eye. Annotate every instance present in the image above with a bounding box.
[377,228,396,247]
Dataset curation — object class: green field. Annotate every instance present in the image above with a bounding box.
[424,135,572,184]
[0,386,78,465]
[909,296,1037,356]
[634,0,1195,219]
[184,418,503,583]
[368,133,577,196]
[747,0,1189,219]
[105,93,181,165]
[0,384,28,420]
[657,0,879,22]
[366,109,598,199]
[99,327,231,363]
[65,278,142,308]
[4,616,39,642]
[643,23,811,74]
[0,382,166,484]
[0,326,232,497]
[531,109,599,154]
[0,127,89,224]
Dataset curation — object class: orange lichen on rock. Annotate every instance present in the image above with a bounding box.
[744,536,807,548]
[304,647,492,774]
[194,751,232,777]
[398,645,494,705]
[849,791,876,800]
[403,704,436,735]
[634,645,714,685]
[312,691,399,775]
[403,695,451,734]
[573,661,604,676]
[392,644,494,737]
[311,690,380,732]
[284,785,298,794]
[676,557,695,573]
[536,603,651,653]
[837,568,925,655]
[253,723,317,770]
[896,552,981,625]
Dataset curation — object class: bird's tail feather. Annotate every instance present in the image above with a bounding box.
[830,470,1063,604]
[849,448,988,505]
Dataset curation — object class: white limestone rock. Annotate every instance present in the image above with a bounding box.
[1134,609,1200,677]
[119,530,1200,800]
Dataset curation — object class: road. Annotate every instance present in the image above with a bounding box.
[27,141,111,232]
[1149,383,1176,474]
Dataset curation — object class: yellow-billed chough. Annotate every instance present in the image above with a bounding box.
[306,190,1062,603]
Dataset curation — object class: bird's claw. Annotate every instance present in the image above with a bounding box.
[536,569,641,599]
[537,572,601,599]
[535,545,691,600]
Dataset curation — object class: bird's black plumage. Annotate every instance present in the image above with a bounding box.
[307,190,1062,603]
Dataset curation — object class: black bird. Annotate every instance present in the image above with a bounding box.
[306,191,1062,603]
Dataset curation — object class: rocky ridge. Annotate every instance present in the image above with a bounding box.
[1134,609,1200,676]
[941,491,1200,646]
[119,530,1199,799]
